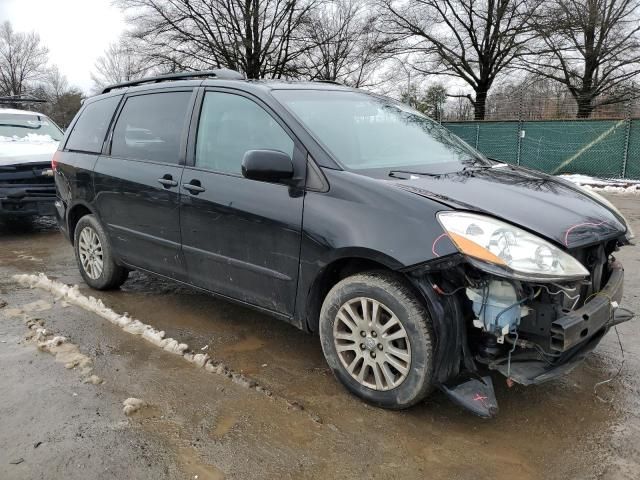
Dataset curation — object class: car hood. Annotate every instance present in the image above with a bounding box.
[0,140,58,166]
[389,165,627,249]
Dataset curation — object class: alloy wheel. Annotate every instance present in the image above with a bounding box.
[78,226,104,280]
[333,297,412,391]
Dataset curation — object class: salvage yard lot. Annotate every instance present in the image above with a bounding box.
[1,195,639,480]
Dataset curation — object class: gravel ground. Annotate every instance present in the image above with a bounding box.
[0,195,639,480]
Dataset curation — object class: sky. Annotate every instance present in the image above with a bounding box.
[0,0,127,94]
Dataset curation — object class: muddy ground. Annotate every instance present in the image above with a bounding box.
[0,195,639,480]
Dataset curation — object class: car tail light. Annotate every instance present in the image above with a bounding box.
[51,151,61,171]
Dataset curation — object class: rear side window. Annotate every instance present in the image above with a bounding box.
[111,91,192,164]
[195,92,294,175]
[65,96,121,153]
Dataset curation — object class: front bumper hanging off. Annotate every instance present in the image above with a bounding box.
[489,262,633,386]
[411,260,635,419]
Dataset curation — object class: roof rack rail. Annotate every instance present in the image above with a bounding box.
[0,95,46,104]
[101,68,245,94]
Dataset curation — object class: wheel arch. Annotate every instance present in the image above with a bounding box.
[303,250,414,333]
[67,201,97,245]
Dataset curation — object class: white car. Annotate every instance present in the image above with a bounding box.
[0,107,63,218]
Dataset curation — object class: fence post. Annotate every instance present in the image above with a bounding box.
[516,89,524,166]
[621,101,632,179]
[475,124,480,149]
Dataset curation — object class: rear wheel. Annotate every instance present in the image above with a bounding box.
[319,271,434,409]
[74,214,128,290]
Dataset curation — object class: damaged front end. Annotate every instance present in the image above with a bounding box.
[407,217,634,419]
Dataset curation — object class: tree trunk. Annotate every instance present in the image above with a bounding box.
[576,93,594,118]
[474,89,487,120]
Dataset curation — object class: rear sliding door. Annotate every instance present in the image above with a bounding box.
[93,88,195,280]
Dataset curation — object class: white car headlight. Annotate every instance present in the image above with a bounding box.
[437,212,590,281]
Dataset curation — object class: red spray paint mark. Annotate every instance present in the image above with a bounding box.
[432,233,449,257]
[564,221,608,247]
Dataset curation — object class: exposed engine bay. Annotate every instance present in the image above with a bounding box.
[409,238,634,418]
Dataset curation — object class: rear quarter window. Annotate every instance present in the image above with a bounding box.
[110,91,192,164]
[65,95,121,153]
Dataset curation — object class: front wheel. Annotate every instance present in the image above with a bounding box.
[319,272,434,409]
[74,214,129,290]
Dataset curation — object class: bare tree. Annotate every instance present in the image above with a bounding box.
[116,0,319,79]
[380,0,541,120]
[0,21,49,96]
[42,68,83,127]
[43,66,69,99]
[446,91,474,120]
[91,39,156,92]
[300,0,393,87]
[524,0,640,118]
[29,67,83,127]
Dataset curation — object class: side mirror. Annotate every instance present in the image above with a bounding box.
[241,149,294,183]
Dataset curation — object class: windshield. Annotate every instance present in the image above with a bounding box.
[0,113,63,142]
[272,90,487,171]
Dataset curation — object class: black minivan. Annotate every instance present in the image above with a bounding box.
[54,70,634,417]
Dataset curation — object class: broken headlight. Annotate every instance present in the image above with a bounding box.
[437,212,589,281]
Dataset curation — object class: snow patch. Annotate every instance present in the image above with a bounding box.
[27,325,96,379]
[83,374,103,385]
[560,174,640,195]
[0,133,57,143]
[184,352,210,368]
[13,274,187,358]
[122,397,146,416]
[0,139,58,166]
[7,301,102,387]
[13,273,320,420]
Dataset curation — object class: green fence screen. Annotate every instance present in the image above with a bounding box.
[626,120,640,180]
[444,119,640,179]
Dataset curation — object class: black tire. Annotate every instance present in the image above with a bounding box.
[74,214,129,290]
[319,271,434,409]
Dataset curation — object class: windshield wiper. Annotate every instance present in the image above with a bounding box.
[388,170,442,179]
[461,165,493,172]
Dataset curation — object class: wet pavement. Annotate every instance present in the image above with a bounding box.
[1,196,639,480]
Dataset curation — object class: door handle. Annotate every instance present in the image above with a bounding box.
[158,175,178,188]
[182,180,206,194]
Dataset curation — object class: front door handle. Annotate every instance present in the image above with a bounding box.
[182,180,206,194]
[158,175,178,188]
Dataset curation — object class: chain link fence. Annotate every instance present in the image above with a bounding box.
[442,94,640,179]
